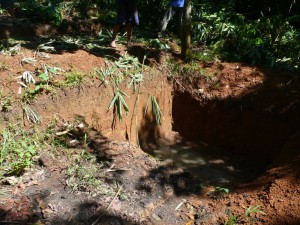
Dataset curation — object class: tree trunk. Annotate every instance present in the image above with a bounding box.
[181,0,192,59]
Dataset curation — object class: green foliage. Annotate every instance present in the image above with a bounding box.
[108,90,129,121]
[144,95,162,125]
[224,213,240,225]
[224,205,266,225]
[192,2,300,70]
[115,53,141,70]
[215,186,229,195]
[151,96,162,125]
[64,71,84,87]
[66,156,102,192]
[245,205,266,220]
[149,39,170,50]
[19,0,66,26]
[0,96,12,112]
[96,66,115,87]
[0,127,39,177]
[23,105,42,124]
[0,44,21,56]
[128,73,143,93]
[22,64,61,101]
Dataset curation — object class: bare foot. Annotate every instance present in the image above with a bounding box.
[110,41,117,48]
[127,41,132,47]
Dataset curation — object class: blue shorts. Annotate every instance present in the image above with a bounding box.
[115,0,139,26]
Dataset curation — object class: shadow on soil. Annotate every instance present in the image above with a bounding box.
[0,16,163,66]
[0,125,138,224]
[0,202,138,225]
[49,202,138,225]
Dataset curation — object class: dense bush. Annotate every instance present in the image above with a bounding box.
[192,0,300,70]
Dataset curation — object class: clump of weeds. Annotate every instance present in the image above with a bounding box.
[0,125,42,178]
[224,205,266,225]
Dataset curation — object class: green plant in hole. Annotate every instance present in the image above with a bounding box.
[0,127,39,177]
[43,117,58,142]
[0,8,7,15]
[108,89,129,121]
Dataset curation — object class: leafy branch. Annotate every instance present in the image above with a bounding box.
[108,90,129,121]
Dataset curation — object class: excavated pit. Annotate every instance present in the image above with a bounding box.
[28,66,299,188]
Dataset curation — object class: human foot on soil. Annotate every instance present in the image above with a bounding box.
[110,41,117,48]
[127,41,132,47]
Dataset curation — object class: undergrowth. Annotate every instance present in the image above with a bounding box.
[224,205,266,225]
[0,125,41,178]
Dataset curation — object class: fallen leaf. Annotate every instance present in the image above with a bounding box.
[152,213,161,221]
[185,220,194,225]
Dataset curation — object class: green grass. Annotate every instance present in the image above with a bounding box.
[0,126,40,177]
[64,71,84,87]
[66,156,102,192]
[224,205,266,225]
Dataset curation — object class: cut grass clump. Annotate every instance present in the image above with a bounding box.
[108,89,129,122]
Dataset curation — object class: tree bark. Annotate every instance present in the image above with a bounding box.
[181,0,192,59]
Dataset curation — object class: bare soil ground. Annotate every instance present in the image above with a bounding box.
[0,18,300,225]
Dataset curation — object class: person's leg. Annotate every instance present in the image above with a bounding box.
[110,0,126,47]
[158,6,176,37]
[8,7,15,23]
[124,0,138,46]
[126,24,133,46]
[110,24,121,48]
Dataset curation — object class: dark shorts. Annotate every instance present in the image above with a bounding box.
[0,0,14,8]
[115,0,139,26]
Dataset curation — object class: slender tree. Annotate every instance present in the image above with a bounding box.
[181,0,192,59]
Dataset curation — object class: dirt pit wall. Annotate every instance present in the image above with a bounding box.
[172,91,292,162]
[171,63,300,163]
[33,71,174,149]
